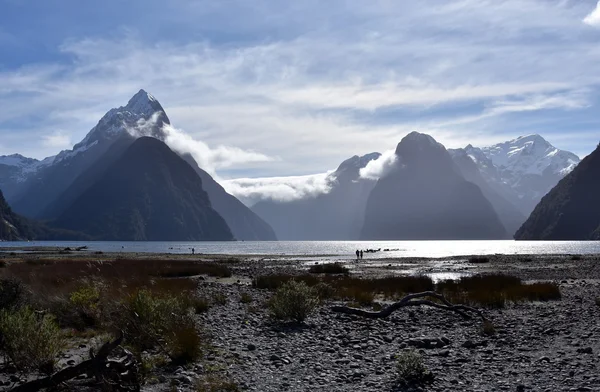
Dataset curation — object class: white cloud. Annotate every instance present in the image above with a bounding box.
[42,131,71,149]
[1,0,599,169]
[123,112,274,176]
[163,123,274,176]
[222,172,333,204]
[359,150,398,180]
[584,1,600,26]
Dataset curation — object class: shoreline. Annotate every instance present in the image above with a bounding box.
[0,251,599,391]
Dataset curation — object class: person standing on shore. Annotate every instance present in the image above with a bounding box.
[355,249,359,260]
[360,250,363,260]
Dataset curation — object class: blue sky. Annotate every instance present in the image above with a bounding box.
[1,0,600,190]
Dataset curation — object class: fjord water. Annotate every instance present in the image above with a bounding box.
[2,240,600,259]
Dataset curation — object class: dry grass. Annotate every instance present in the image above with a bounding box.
[437,274,561,308]
[254,273,560,308]
[308,263,349,274]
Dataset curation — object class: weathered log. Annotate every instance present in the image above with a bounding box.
[9,333,132,392]
[331,291,488,321]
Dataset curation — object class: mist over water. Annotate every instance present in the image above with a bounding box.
[3,240,600,259]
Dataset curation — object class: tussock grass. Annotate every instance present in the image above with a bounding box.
[396,350,433,385]
[437,274,561,308]
[269,280,319,322]
[309,262,349,274]
[254,273,560,308]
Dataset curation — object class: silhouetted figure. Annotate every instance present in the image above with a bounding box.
[360,250,363,260]
[192,248,195,255]
[355,249,359,260]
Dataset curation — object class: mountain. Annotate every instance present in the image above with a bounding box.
[5,90,169,218]
[360,132,507,240]
[181,154,277,241]
[0,189,88,241]
[449,149,526,236]
[52,137,234,241]
[515,143,600,240]
[29,90,277,241]
[456,135,580,217]
[252,153,381,240]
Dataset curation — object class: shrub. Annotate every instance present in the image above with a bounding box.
[212,292,228,306]
[240,292,253,304]
[166,324,203,364]
[468,256,490,264]
[188,296,211,314]
[113,289,201,363]
[269,280,319,322]
[396,350,433,384]
[481,320,496,336]
[314,282,335,301]
[0,307,65,372]
[308,263,349,274]
[0,278,27,310]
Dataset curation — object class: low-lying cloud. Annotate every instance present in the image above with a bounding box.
[222,172,334,205]
[359,150,397,180]
[125,112,274,176]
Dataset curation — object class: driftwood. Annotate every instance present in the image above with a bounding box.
[331,291,488,321]
[10,332,139,392]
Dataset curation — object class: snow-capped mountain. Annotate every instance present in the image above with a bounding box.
[451,134,581,217]
[2,89,169,217]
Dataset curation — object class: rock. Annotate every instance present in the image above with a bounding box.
[247,343,257,351]
[577,347,593,354]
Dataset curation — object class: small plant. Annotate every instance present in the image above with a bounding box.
[0,307,65,372]
[166,324,203,364]
[212,292,228,306]
[309,263,349,274]
[481,319,496,336]
[240,292,253,304]
[396,350,433,385]
[188,296,211,314]
[269,280,319,323]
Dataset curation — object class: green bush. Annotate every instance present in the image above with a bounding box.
[396,350,432,384]
[0,278,27,310]
[240,292,253,304]
[114,289,201,363]
[0,307,65,372]
[269,280,319,322]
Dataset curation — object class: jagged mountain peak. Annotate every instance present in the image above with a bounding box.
[124,89,164,118]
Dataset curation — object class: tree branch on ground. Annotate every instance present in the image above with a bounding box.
[331,291,488,321]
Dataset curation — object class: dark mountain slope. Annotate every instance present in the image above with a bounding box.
[0,189,87,241]
[450,149,526,236]
[515,143,600,240]
[360,132,507,240]
[9,90,169,218]
[251,153,380,240]
[53,137,233,241]
[181,154,277,241]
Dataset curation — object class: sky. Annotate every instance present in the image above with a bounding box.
[1,0,600,201]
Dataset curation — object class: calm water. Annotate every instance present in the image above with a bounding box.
[1,240,599,259]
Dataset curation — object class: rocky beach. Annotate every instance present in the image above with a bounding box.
[0,250,599,392]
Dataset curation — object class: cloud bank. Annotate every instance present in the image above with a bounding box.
[222,172,334,204]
